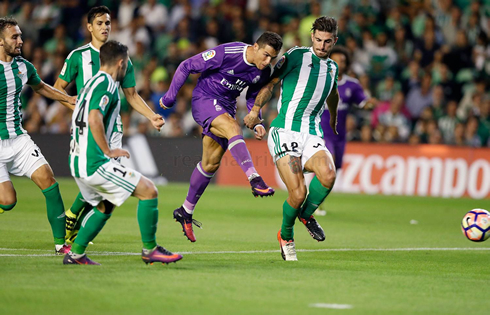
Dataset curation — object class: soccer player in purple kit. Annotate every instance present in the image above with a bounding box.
[316,45,377,214]
[159,32,283,242]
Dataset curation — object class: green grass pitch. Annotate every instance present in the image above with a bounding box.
[1,177,489,314]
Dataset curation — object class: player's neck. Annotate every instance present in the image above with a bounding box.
[91,38,105,51]
[245,46,255,67]
[0,51,14,63]
[99,66,117,81]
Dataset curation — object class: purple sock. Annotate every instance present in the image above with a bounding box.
[228,135,258,179]
[183,162,214,213]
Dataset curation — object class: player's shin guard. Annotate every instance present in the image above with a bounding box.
[281,200,299,241]
[228,135,258,178]
[71,209,111,255]
[301,176,331,219]
[137,198,158,250]
[183,162,214,212]
[42,182,66,245]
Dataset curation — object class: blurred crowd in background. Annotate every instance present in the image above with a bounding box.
[4,0,490,147]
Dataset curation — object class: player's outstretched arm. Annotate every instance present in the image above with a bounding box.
[32,81,76,109]
[53,77,76,110]
[326,88,339,135]
[88,109,130,159]
[123,87,165,131]
[244,76,281,130]
[160,49,224,109]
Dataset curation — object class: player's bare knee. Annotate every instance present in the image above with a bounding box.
[289,187,307,208]
[202,161,220,173]
[318,169,336,188]
[147,183,158,199]
[142,178,158,199]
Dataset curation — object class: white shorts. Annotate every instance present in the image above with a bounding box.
[74,160,142,207]
[267,127,331,171]
[0,134,48,183]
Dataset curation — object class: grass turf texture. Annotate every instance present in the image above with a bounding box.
[1,177,489,314]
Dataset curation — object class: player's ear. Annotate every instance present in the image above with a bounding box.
[87,23,93,33]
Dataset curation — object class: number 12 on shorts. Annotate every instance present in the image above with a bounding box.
[282,142,298,153]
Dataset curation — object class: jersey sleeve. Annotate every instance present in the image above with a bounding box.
[88,81,112,115]
[121,58,136,89]
[59,51,78,83]
[23,59,42,86]
[271,51,295,81]
[352,83,368,108]
[160,46,225,107]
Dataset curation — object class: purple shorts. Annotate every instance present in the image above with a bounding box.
[191,95,236,150]
[323,136,346,169]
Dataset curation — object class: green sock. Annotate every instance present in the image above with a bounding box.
[73,204,94,231]
[301,176,332,219]
[72,209,111,255]
[281,200,299,241]
[0,202,16,211]
[42,182,66,245]
[137,198,158,250]
[70,192,88,215]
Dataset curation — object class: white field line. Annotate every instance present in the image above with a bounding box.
[309,303,353,309]
[0,247,489,257]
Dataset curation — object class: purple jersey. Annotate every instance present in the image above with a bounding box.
[320,75,367,142]
[161,42,272,115]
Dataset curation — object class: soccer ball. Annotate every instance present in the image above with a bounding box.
[461,209,490,242]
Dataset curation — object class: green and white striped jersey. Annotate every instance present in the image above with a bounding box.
[69,71,120,178]
[270,46,338,137]
[59,43,135,133]
[0,57,41,140]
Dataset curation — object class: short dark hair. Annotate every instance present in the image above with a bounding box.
[87,6,111,24]
[330,45,351,69]
[311,16,338,37]
[0,16,18,37]
[256,31,283,52]
[100,40,128,66]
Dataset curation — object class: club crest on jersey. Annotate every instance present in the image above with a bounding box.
[202,50,216,61]
[16,71,25,79]
[276,56,286,69]
[99,95,109,111]
[252,75,261,84]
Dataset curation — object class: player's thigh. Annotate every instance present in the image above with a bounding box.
[132,175,158,200]
[209,113,241,139]
[202,135,226,171]
[304,148,336,186]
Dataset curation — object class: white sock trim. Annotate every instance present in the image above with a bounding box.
[182,204,194,214]
[197,163,214,178]
[228,139,245,150]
